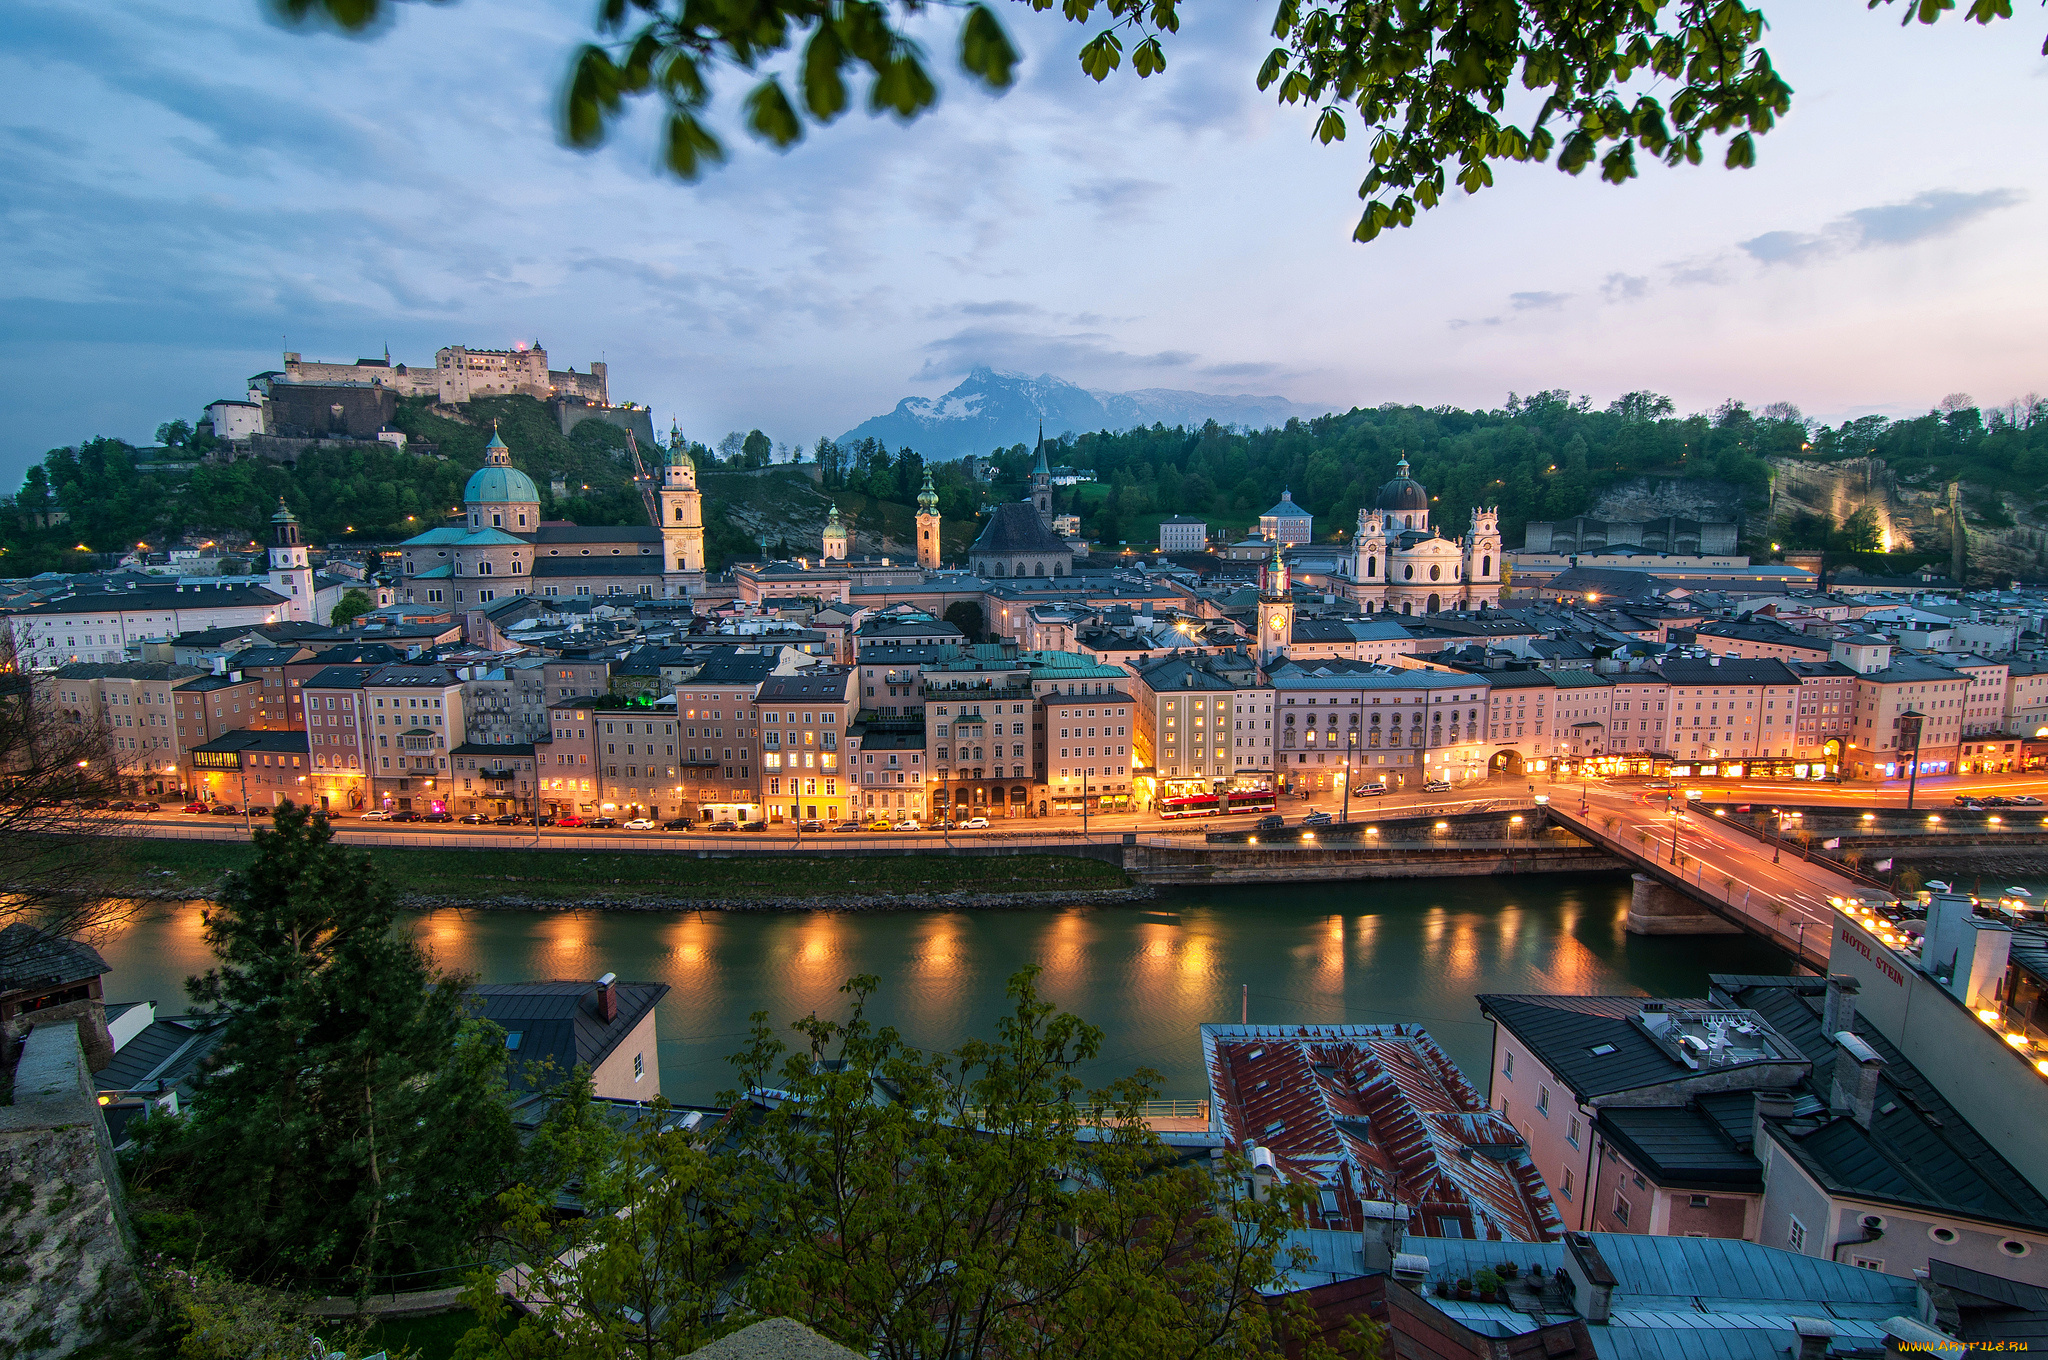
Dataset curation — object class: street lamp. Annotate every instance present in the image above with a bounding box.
[1899,710,1926,810]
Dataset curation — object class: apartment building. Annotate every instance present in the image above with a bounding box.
[171,668,266,750]
[448,743,541,818]
[464,655,606,745]
[672,652,773,824]
[1268,662,1490,790]
[2007,660,2048,737]
[1847,656,1972,781]
[849,720,927,821]
[1043,687,1136,815]
[1550,672,1615,763]
[234,646,316,728]
[591,709,681,820]
[40,663,203,796]
[541,698,601,816]
[2,582,291,670]
[363,664,469,813]
[924,655,1042,819]
[1940,655,2013,737]
[1131,655,1269,792]
[181,729,312,811]
[1484,671,1557,776]
[1653,657,1805,762]
[757,667,856,823]
[1784,660,1859,773]
[299,665,379,812]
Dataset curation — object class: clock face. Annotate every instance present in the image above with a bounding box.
[1269,613,1285,630]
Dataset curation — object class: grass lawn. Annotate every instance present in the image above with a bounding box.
[104,837,1127,903]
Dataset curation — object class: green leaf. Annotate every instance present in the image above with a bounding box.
[1132,35,1167,76]
[744,77,804,147]
[663,110,727,180]
[960,3,1022,88]
[802,26,851,121]
[870,49,939,117]
[1315,107,1346,144]
[561,44,619,149]
[1078,30,1124,80]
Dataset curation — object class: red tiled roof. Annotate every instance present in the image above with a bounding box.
[1203,1023,1563,1244]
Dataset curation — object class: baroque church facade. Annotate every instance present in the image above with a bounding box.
[396,425,705,606]
[1344,458,1502,613]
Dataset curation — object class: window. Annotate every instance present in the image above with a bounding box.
[504,1031,524,1051]
[1560,1170,1573,1199]
[1537,1086,1550,1116]
[1567,1117,1581,1148]
[1613,1194,1632,1226]
[1502,1051,1514,1080]
[634,1052,645,1081]
[1689,1194,1710,1209]
[1850,1256,1885,1272]
[1787,1217,1806,1252]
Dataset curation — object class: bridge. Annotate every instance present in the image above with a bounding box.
[1546,788,1902,971]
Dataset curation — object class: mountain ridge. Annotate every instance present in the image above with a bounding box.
[837,366,1327,458]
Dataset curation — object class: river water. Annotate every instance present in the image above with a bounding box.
[93,871,1798,1103]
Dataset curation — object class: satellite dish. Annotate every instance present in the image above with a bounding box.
[1926,880,1952,891]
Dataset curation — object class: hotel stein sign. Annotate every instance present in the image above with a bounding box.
[191,749,244,771]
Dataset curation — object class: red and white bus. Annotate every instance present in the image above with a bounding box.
[1157,778,1221,819]
[1220,775,1276,815]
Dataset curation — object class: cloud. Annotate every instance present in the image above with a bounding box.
[910,325,1198,382]
[1741,188,2025,266]
[1509,291,1570,311]
[1447,317,1503,330]
[1065,177,1169,221]
[1601,273,1649,302]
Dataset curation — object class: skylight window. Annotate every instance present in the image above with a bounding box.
[505,1031,524,1051]
[1588,1043,1618,1056]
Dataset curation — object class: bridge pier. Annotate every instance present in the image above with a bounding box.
[1625,873,1743,937]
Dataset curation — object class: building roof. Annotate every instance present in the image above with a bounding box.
[468,979,668,1093]
[679,652,784,686]
[1478,995,1727,1099]
[1374,462,1429,514]
[463,461,540,506]
[1654,657,1802,687]
[4,584,290,616]
[1203,1023,1563,1243]
[758,668,854,702]
[529,556,666,579]
[971,502,1072,555]
[1926,1260,2048,1350]
[1135,656,1245,693]
[49,662,204,682]
[0,925,109,994]
[188,728,312,757]
[1262,490,1314,520]
[534,524,663,545]
[92,1013,225,1097]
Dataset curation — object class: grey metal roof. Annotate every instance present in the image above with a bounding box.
[534,525,663,544]
[1655,657,1802,687]
[530,555,666,578]
[92,1013,224,1093]
[970,503,1071,555]
[1476,995,1710,1099]
[0,925,109,992]
[468,980,668,1094]
[1596,1106,1763,1190]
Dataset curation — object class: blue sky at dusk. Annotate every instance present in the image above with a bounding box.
[2,0,2044,484]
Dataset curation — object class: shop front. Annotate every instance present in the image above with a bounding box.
[932,780,1034,818]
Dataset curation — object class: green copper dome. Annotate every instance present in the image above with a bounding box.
[464,425,540,505]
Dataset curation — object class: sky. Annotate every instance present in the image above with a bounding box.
[3,0,2046,487]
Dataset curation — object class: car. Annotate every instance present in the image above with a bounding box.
[1357,781,1388,797]
[586,816,618,829]
[742,820,768,832]
[865,818,895,831]
[210,804,241,816]
[709,819,740,832]
[665,817,698,831]
[833,820,863,833]
[2010,795,2042,806]
[535,814,559,827]
[137,802,160,813]
[421,811,453,823]
[556,815,586,827]
[893,819,923,832]
[622,818,658,830]
[388,810,421,822]
[107,800,135,812]
[800,820,825,834]
[1422,779,1452,794]
[1301,811,1333,828]
[459,813,488,824]
[357,809,393,821]
[960,816,990,829]
[182,802,210,814]
[1980,796,2012,807]
[1644,778,1676,789]
[493,814,527,825]
[78,799,110,811]
[1255,814,1285,831]
[1953,797,1984,809]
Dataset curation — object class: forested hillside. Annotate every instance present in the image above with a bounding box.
[5,389,2041,577]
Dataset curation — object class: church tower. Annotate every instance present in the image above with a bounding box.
[1353,506,1388,612]
[659,439,705,580]
[267,499,315,622]
[821,503,849,561]
[1030,424,1053,527]
[915,468,942,570]
[1463,506,1503,609]
[1256,540,1294,665]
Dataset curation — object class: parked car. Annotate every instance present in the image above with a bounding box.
[459,813,488,824]
[421,811,453,823]
[800,820,825,834]
[623,818,658,830]
[664,817,698,830]
[493,813,527,825]
[2011,795,2042,806]
[1255,814,1285,831]
[1301,811,1333,828]
[865,818,895,831]
[833,820,863,833]
[710,819,739,832]
[210,804,241,816]
[1980,796,2012,807]
[893,818,923,832]
[388,810,421,822]
[182,802,210,814]
[535,814,558,827]
[961,816,990,829]
[357,809,393,821]
[1422,778,1452,793]
[79,799,110,811]
[137,802,161,813]
[1953,796,1984,808]
[585,816,618,829]
[1357,781,1388,797]
[742,820,768,832]
[556,815,586,827]
[107,801,135,813]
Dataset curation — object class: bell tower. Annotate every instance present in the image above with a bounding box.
[1464,506,1503,608]
[1256,540,1293,665]
[1030,424,1053,526]
[267,499,314,622]
[1354,506,1388,611]
[821,503,849,561]
[660,436,705,581]
[915,468,942,570]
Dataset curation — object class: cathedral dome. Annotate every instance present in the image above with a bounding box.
[1375,456,1428,513]
[464,427,539,505]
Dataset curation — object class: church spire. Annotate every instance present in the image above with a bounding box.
[916,466,939,515]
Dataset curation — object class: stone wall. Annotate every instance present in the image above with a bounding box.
[1585,476,1752,526]
[1764,454,2046,583]
[0,1024,145,1358]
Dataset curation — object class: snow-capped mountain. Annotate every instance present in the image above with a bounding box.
[837,367,1325,458]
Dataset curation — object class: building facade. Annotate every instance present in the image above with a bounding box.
[1347,459,1503,614]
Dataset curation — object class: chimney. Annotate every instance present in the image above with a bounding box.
[1751,1090,1796,1154]
[1790,1318,1837,1360]
[1830,1031,1884,1128]
[1822,975,1860,1038]
[1359,1199,1410,1273]
[212,656,226,676]
[596,971,618,1023]
[1560,1232,1616,1324]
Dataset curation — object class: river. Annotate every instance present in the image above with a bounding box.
[92,870,1801,1103]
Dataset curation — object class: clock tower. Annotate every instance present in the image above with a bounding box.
[1257,540,1293,665]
